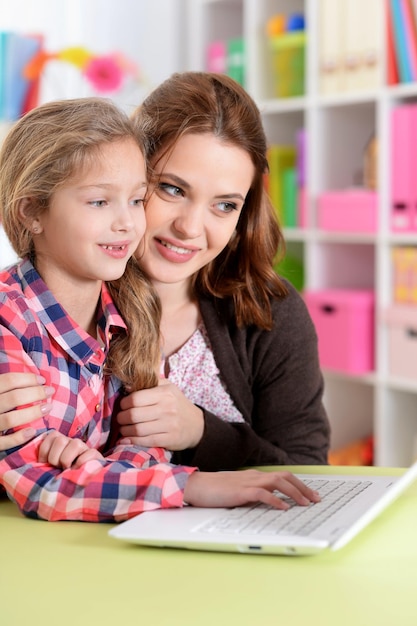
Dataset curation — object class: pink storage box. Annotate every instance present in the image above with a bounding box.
[304,289,375,374]
[383,305,417,382]
[317,190,378,233]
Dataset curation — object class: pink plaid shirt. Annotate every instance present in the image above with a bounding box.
[0,259,195,522]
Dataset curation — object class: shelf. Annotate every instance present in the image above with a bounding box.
[186,0,417,467]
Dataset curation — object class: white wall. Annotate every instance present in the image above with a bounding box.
[1,0,187,109]
[0,0,186,268]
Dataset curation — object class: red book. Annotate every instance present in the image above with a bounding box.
[387,0,400,84]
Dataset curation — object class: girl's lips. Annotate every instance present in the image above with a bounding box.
[154,237,199,263]
[99,242,132,259]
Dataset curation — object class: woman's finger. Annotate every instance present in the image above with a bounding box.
[0,428,37,452]
[0,372,45,395]
[0,402,52,432]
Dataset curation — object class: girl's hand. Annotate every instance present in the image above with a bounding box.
[0,372,54,451]
[183,469,321,510]
[38,431,104,469]
[117,379,204,450]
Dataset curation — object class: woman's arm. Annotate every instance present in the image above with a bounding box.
[0,372,53,451]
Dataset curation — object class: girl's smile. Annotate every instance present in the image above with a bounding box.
[33,138,147,304]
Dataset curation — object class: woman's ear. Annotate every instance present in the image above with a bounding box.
[17,198,43,234]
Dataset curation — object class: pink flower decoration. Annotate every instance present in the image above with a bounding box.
[83,55,124,93]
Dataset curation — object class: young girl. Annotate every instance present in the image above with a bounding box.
[0,97,320,520]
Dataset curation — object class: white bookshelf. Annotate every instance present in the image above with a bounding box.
[185,0,417,466]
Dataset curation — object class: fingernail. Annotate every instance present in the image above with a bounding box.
[37,376,46,384]
[44,386,55,398]
[40,403,52,415]
[119,438,132,445]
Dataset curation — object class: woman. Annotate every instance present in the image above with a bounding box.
[0,72,330,471]
[117,72,330,469]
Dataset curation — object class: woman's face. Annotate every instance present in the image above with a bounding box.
[136,133,255,289]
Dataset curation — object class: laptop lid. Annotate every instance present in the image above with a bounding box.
[109,464,417,556]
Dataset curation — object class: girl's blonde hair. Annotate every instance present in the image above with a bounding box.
[0,97,160,390]
[133,72,288,330]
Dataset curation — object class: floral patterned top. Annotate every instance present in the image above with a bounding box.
[161,322,244,423]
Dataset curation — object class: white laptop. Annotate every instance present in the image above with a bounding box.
[109,463,417,556]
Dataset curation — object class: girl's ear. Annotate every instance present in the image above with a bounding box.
[17,198,43,234]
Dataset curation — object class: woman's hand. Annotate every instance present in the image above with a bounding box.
[117,379,204,451]
[183,469,321,510]
[38,431,104,469]
[0,373,54,451]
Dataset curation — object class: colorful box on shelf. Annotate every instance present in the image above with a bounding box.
[383,305,417,383]
[390,104,417,232]
[206,38,245,87]
[317,189,378,233]
[392,246,417,305]
[268,31,306,98]
[303,289,375,374]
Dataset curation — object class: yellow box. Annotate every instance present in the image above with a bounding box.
[269,32,306,98]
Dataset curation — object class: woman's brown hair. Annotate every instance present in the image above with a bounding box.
[132,71,288,329]
[0,97,160,390]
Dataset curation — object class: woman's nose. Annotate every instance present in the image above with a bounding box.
[173,206,204,238]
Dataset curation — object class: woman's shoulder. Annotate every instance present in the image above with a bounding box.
[271,279,308,315]
[198,280,308,320]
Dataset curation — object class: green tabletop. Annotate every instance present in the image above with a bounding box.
[1,465,417,626]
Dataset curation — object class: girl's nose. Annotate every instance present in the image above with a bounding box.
[112,204,136,232]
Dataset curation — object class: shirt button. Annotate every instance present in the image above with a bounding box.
[95,403,101,412]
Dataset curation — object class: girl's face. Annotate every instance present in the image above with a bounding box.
[137,133,255,289]
[33,138,147,293]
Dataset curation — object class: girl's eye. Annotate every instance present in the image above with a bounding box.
[216,201,238,214]
[131,198,145,207]
[159,182,183,197]
[89,200,107,208]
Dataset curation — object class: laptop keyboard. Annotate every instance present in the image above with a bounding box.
[196,479,373,537]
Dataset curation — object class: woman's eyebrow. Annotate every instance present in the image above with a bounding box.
[161,172,245,201]
[159,172,190,189]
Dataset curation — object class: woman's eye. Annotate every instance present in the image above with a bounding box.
[89,200,107,207]
[159,182,183,197]
[217,201,237,213]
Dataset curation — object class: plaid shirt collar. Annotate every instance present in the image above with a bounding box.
[16,258,127,367]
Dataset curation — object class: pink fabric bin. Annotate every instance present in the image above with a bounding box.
[317,190,378,233]
[304,289,375,374]
[383,305,417,382]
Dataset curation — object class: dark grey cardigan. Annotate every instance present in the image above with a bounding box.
[172,281,330,471]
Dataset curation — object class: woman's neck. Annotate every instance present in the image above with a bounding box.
[155,280,192,317]
[154,280,200,357]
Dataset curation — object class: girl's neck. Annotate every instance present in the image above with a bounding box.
[44,272,102,338]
